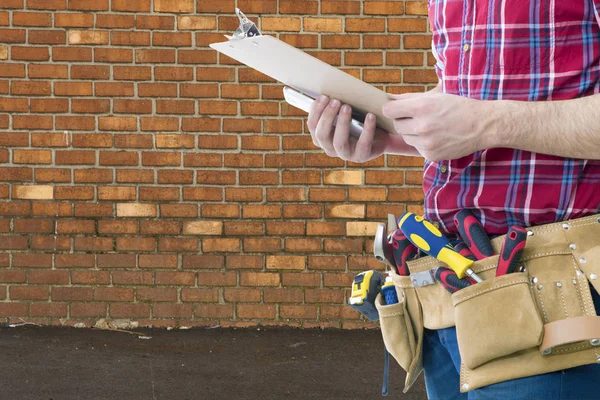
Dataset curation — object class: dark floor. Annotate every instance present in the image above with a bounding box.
[0,326,427,400]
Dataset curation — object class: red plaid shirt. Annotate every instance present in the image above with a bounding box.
[424,0,600,235]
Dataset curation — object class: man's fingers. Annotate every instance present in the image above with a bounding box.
[354,113,377,162]
[314,99,342,153]
[307,95,330,135]
[332,105,353,160]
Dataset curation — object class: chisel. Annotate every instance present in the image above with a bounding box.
[496,226,528,276]
[398,212,483,283]
[454,210,495,260]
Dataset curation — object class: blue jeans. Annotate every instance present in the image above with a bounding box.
[422,285,600,400]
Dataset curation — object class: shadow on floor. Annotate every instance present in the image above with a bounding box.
[0,326,427,400]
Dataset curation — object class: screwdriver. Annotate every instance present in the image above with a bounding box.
[454,210,495,260]
[496,226,528,276]
[398,213,483,283]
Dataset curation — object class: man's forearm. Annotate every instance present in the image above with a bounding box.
[490,94,600,160]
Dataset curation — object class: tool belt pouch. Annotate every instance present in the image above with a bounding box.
[375,291,415,372]
[377,274,425,392]
[451,272,543,370]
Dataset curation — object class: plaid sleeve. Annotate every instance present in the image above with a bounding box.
[593,0,600,26]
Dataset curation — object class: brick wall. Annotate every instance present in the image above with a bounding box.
[0,0,435,329]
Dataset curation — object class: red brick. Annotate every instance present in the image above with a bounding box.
[194,304,233,319]
[0,303,27,317]
[27,0,67,9]
[0,270,27,283]
[136,15,173,29]
[154,304,192,318]
[111,31,150,46]
[138,83,178,98]
[237,304,276,319]
[28,270,69,284]
[11,286,49,300]
[137,287,176,302]
[71,302,106,317]
[52,287,92,301]
[153,32,191,47]
[112,0,150,12]
[96,14,135,28]
[55,254,95,268]
[94,48,133,63]
[94,287,134,301]
[139,255,177,269]
[69,0,108,10]
[13,12,52,27]
[110,303,149,318]
[30,303,68,317]
[156,66,193,81]
[13,254,52,267]
[55,13,94,27]
[112,271,153,285]
[71,271,110,284]
[97,254,137,268]
[176,288,217,304]
[12,80,52,95]
[113,66,151,80]
[136,49,175,64]
[95,82,134,97]
[55,82,93,96]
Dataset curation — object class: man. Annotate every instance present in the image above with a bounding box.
[308,0,600,398]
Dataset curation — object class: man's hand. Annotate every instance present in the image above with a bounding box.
[307,95,420,163]
[382,91,495,161]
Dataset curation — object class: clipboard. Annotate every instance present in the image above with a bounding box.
[209,35,397,134]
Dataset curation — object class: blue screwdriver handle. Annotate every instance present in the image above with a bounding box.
[398,213,481,282]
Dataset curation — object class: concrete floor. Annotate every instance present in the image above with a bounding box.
[0,326,427,400]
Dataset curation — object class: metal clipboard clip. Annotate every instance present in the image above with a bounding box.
[225,8,262,41]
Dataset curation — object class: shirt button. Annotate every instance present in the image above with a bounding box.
[463,43,470,52]
[440,165,448,173]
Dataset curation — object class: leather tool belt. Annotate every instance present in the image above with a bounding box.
[376,213,600,393]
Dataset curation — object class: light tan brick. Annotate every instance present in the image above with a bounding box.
[13,185,54,200]
[0,46,7,60]
[303,18,343,33]
[69,30,108,45]
[117,203,157,218]
[261,17,301,32]
[178,16,216,30]
[328,204,365,218]
[324,171,362,185]
[266,256,305,270]
[346,222,379,237]
[183,221,222,235]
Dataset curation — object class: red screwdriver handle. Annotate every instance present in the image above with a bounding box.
[454,210,495,260]
[496,226,528,276]
[435,267,475,294]
[390,230,418,276]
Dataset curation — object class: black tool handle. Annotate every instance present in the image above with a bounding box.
[435,267,475,294]
[390,230,418,276]
[454,210,495,260]
[496,226,528,276]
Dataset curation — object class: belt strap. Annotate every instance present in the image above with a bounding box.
[540,316,600,354]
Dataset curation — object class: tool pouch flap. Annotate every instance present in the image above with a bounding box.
[540,316,600,354]
[451,273,544,370]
